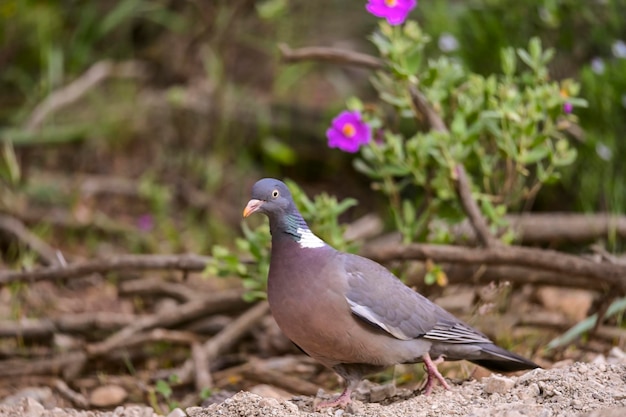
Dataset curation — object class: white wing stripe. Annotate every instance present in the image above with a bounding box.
[347,299,413,340]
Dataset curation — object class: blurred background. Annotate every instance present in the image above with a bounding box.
[1,0,626,412]
[1,0,625,255]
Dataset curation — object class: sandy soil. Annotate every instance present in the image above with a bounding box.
[2,362,625,417]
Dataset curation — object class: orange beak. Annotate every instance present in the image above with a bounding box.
[243,199,264,217]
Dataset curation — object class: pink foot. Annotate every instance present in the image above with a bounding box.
[422,353,451,395]
[315,388,352,410]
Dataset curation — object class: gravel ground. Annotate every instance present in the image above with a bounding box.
[2,362,626,417]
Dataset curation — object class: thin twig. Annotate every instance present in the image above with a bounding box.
[0,213,61,266]
[408,85,448,133]
[25,60,147,131]
[192,342,212,390]
[240,366,320,396]
[453,165,501,248]
[211,356,321,396]
[53,379,90,408]
[0,253,213,285]
[120,277,201,302]
[113,328,200,352]
[279,44,384,70]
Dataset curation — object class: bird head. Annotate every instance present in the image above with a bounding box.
[243,178,294,218]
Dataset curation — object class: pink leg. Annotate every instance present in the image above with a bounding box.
[422,353,451,395]
[315,386,352,410]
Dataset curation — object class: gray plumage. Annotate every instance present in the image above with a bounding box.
[243,178,538,408]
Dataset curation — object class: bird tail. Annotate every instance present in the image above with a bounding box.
[471,344,540,372]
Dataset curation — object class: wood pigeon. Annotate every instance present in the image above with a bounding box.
[243,178,539,409]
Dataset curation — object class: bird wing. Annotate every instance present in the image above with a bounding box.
[342,253,492,345]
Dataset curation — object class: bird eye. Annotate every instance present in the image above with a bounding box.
[271,189,279,198]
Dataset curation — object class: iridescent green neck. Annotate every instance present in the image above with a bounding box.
[271,212,325,248]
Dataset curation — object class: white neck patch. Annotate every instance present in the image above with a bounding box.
[296,227,326,248]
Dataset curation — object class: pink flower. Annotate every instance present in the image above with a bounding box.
[563,102,573,114]
[366,0,417,26]
[137,214,154,232]
[326,111,372,153]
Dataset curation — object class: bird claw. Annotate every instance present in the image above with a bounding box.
[314,389,352,411]
[422,354,451,395]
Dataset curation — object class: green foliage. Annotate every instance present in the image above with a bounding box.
[206,222,271,302]
[546,296,626,350]
[355,23,583,242]
[205,180,358,301]
[151,374,180,413]
[285,179,358,252]
[419,0,626,216]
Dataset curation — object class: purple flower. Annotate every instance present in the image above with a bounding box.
[137,214,154,232]
[326,111,371,153]
[366,0,417,26]
[563,102,573,114]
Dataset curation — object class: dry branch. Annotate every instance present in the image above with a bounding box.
[53,379,90,408]
[192,342,213,390]
[114,328,199,352]
[361,242,626,289]
[212,357,321,396]
[0,313,138,340]
[0,253,212,285]
[453,165,500,248]
[86,289,247,356]
[0,213,61,266]
[120,277,201,302]
[279,44,384,69]
[0,351,87,378]
[442,263,600,290]
[451,213,626,245]
[25,60,147,131]
[240,366,320,396]
[171,301,270,388]
[408,84,448,133]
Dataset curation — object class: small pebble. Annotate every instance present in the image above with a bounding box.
[185,406,204,417]
[89,385,127,407]
[258,397,279,408]
[571,399,583,410]
[282,401,299,413]
[369,383,396,403]
[345,400,365,415]
[483,375,516,394]
[167,408,186,417]
[21,397,45,414]
[519,383,540,401]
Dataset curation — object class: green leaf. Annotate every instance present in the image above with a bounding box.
[346,97,364,112]
[155,380,172,399]
[424,271,436,285]
[261,137,296,165]
[370,32,392,56]
[516,49,534,70]
[256,0,287,20]
[520,146,549,164]
[353,158,380,178]
[528,37,542,62]
[500,47,517,76]
[98,0,142,37]
[547,296,626,350]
